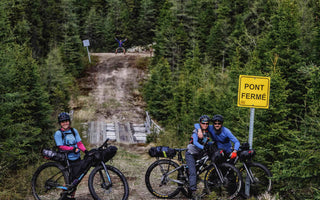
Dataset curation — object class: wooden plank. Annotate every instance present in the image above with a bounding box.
[133,133,147,137]
[132,127,146,132]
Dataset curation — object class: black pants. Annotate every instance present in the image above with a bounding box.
[69,159,82,182]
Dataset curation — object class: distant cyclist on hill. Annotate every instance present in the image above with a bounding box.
[115,37,127,54]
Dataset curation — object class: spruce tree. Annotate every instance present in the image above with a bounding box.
[0,43,52,169]
[143,58,174,124]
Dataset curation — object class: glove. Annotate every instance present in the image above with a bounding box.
[84,150,89,155]
[230,151,237,159]
[73,147,80,153]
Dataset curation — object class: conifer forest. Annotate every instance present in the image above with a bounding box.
[0,0,320,199]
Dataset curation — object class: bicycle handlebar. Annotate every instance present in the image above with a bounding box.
[99,138,110,150]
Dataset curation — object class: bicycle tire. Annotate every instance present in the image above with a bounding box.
[145,159,182,198]
[240,162,272,197]
[204,163,242,199]
[88,165,129,200]
[31,162,69,200]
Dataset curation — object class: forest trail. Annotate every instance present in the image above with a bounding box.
[76,52,149,123]
[72,52,153,144]
[68,52,189,200]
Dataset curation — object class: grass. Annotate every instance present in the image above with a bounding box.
[0,143,280,200]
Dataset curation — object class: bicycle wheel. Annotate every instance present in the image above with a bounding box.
[145,159,182,198]
[204,163,242,199]
[88,165,129,200]
[32,162,69,200]
[240,162,272,197]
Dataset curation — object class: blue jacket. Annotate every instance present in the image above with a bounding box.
[194,124,240,153]
[116,38,127,47]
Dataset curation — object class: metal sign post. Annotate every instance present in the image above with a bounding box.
[237,75,270,196]
[248,107,255,149]
[83,39,91,63]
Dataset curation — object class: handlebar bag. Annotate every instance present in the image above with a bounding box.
[239,149,255,161]
[101,146,118,162]
[42,148,66,162]
[211,149,227,163]
[148,146,176,158]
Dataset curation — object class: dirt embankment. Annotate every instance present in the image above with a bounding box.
[72,53,149,124]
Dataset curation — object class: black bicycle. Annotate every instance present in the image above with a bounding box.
[31,139,129,200]
[230,143,272,198]
[145,146,242,199]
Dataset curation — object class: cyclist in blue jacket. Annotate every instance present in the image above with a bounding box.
[195,114,240,158]
[186,115,212,199]
[54,112,88,200]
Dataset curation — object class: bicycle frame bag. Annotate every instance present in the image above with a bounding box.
[148,146,176,158]
[42,148,66,162]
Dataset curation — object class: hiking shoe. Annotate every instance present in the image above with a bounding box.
[191,191,198,200]
[62,197,75,200]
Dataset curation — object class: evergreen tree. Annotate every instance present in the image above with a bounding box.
[136,0,156,46]
[143,58,174,123]
[0,43,52,169]
[104,0,131,51]
[42,47,74,111]
[60,0,85,78]
[83,6,107,52]
[256,0,305,127]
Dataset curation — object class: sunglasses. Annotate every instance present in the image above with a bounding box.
[214,122,222,125]
[201,122,209,125]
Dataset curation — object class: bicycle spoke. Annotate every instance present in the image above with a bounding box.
[241,162,272,197]
[205,163,242,199]
[89,165,129,200]
[32,162,69,200]
[145,159,182,199]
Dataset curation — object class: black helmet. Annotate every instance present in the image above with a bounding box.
[199,115,210,123]
[212,114,224,123]
[58,112,70,123]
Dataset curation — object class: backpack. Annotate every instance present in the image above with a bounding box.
[59,128,76,145]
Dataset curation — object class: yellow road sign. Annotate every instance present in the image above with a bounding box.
[237,75,270,109]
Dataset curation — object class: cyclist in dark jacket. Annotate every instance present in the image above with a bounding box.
[195,114,240,157]
[54,112,88,200]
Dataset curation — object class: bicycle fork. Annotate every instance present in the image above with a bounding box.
[243,163,255,183]
[98,161,113,193]
[212,163,226,184]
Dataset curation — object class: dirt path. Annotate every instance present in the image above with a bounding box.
[73,53,148,124]
[70,53,190,200]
